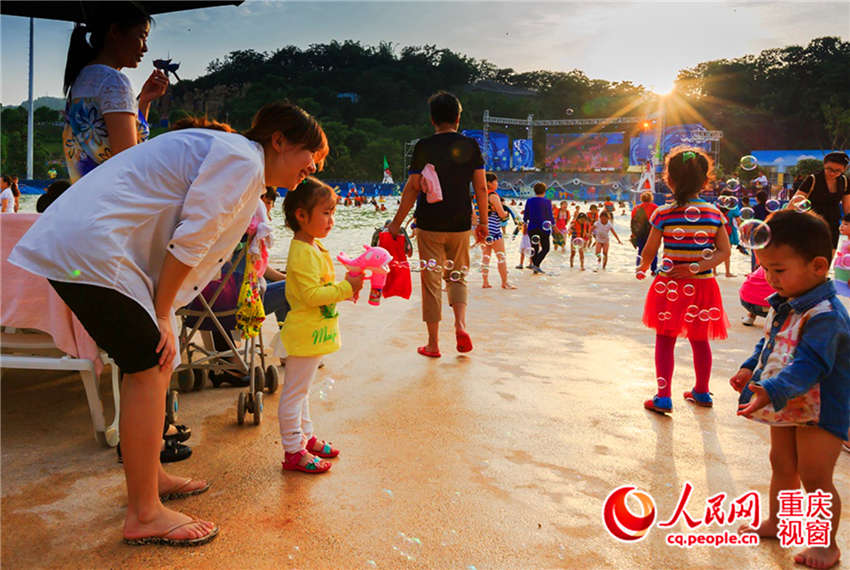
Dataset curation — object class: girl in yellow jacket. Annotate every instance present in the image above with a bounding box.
[279,178,362,473]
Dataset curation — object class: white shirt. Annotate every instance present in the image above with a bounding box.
[71,64,137,115]
[0,187,14,212]
[593,220,614,243]
[9,129,266,327]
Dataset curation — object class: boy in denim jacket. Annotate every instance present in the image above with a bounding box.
[732,210,849,569]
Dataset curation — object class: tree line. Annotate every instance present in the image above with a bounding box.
[2,37,847,180]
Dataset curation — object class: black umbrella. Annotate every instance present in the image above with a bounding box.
[0,1,242,22]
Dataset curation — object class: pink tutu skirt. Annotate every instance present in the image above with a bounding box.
[642,275,729,340]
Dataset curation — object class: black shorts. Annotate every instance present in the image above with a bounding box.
[48,280,161,373]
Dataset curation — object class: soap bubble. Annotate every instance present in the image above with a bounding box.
[708,307,722,321]
[481,255,491,266]
[686,304,699,314]
[683,283,696,296]
[410,259,422,272]
[571,237,584,248]
[523,247,535,257]
[485,236,494,245]
[449,270,462,282]
[666,280,678,291]
[726,178,741,191]
[766,199,781,212]
[636,270,648,280]
[657,377,668,390]
[672,228,685,240]
[542,221,553,232]
[666,290,680,302]
[572,178,580,185]
[444,260,455,270]
[790,196,812,212]
[684,312,695,323]
[698,309,710,322]
[427,258,438,269]
[653,281,668,295]
[684,206,701,222]
[739,155,758,171]
[701,248,715,260]
[660,257,674,272]
[613,182,620,190]
[739,219,771,249]
[531,235,541,245]
[657,312,668,321]
[694,231,709,246]
[689,263,701,274]
[740,207,754,220]
[566,108,574,115]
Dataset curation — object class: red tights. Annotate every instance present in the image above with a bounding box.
[654,334,712,397]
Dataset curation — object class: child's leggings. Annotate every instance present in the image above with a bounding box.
[655,334,712,397]
[278,355,322,452]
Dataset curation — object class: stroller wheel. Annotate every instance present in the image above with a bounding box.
[237,392,246,425]
[264,365,280,394]
[253,391,263,425]
[176,369,194,393]
[192,368,208,391]
[166,390,179,425]
[253,366,265,393]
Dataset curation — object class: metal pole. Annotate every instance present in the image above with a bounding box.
[26,17,34,179]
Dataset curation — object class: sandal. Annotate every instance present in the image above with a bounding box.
[306,435,339,459]
[209,371,250,388]
[282,449,331,474]
[163,423,191,443]
[117,440,192,464]
[417,346,441,358]
[644,395,672,414]
[683,390,713,408]
[160,478,211,502]
[123,520,219,547]
[456,331,473,353]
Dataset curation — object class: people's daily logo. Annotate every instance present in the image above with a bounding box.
[602,485,656,542]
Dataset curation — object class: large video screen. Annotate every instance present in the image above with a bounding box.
[545,132,625,172]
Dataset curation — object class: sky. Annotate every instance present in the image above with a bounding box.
[1,0,848,106]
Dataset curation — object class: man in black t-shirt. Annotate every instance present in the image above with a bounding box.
[388,91,489,358]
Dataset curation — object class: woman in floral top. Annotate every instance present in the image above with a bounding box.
[62,5,168,182]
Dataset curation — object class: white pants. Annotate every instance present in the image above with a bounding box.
[278,355,321,452]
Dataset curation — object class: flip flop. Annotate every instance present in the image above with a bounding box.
[123,520,219,547]
[160,478,211,502]
[306,435,339,459]
[417,346,441,358]
[282,449,331,474]
[456,331,473,353]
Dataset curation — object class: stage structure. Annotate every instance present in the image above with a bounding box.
[482,110,723,171]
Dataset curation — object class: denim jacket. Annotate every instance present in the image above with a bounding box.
[739,280,850,440]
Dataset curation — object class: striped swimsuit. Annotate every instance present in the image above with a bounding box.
[487,192,503,240]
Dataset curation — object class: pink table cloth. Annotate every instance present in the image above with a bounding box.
[1,213,103,374]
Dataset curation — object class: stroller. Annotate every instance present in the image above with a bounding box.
[174,230,280,426]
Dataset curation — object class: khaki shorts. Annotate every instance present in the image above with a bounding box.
[416,229,471,322]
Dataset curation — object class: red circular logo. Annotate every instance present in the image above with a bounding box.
[603,485,656,542]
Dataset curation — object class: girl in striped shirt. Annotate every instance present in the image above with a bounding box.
[636,148,732,413]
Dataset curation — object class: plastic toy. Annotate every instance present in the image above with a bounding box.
[153,58,181,81]
[337,245,393,305]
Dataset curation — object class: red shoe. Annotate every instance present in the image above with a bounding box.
[456,331,473,353]
[306,435,339,459]
[417,346,441,358]
[282,449,331,474]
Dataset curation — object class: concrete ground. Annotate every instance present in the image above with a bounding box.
[2,265,848,569]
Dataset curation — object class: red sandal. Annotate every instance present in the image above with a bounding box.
[456,331,473,353]
[417,346,441,358]
[307,435,339,459]
[282,449,331,474]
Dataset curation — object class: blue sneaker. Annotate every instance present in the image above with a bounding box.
[684,390,713,408]
[644,395,672,414]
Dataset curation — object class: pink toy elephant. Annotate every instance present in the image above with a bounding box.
[337,245,393,305]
